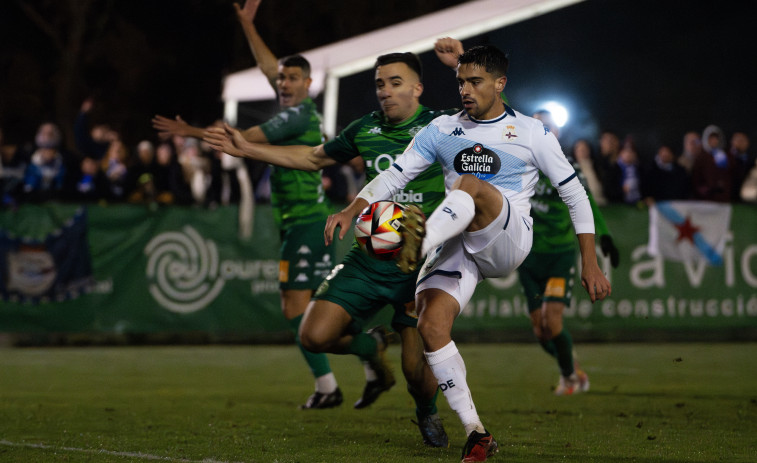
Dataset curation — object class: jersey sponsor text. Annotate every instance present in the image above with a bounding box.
[392,189,424,203]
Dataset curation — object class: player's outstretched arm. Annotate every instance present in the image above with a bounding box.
[577,233,612,302]
[234,0,278,89]
[434,37,464,69]
[152,114,206,140]
[324,197,370,246]
[203,124,336,171]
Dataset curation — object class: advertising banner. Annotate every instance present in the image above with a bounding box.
[1,203,755,340]
[463,204,757,338]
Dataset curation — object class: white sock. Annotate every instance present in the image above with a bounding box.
[425,341,484,434]
[315,372,338,394]
[421,189,475,256]
[362,361,378,382]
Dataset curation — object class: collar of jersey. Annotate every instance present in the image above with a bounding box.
[299,97,314,108]
[466,103,516,124]
[279,97,313,114]
[381,104,427,128]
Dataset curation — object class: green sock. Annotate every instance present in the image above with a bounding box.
[288,315,331,378]
[539,339,557,357]
[347,331,378,362]
[551,330,575,378]
[411,384,439,419]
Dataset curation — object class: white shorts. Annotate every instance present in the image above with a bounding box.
[416,190,533,313]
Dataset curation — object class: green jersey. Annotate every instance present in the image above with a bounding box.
[529,158,611,253]
[323,105,456,218]
[320,104,455,276]
[260,97,331,230]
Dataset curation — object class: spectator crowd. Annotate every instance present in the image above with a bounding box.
[1,100,755,209]
[568,126,756,207]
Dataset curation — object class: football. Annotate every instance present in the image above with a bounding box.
[354,201,405,260]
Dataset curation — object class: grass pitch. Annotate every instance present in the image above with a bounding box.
[0,342,755,462]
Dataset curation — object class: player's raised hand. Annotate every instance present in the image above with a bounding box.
[234,0,261,23]
[434,37,464,69]
[152,114,191,140]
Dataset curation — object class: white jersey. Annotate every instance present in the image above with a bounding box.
[354,104,595,308]
[366,104,594,234]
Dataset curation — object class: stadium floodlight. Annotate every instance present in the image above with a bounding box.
[542,101,569,127]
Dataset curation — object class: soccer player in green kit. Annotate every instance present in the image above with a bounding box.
[152,0,340,410]
[523,111,620,395]
[205,49,459,447]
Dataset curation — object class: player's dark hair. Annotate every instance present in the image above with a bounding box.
[458,45,508,77]
[280,54,311,78]
[374,52,423,81]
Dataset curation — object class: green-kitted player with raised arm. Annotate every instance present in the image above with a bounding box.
[204,50,459,448]
[152,0,339,410]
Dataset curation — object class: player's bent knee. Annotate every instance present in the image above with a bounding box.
[299,330,330,353]
[452,172,481,191]
[453,173,498,200]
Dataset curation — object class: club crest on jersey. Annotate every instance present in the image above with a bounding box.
[503,124,518,141]
[453,143,500,180]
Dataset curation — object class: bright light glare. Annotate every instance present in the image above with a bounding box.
[543,101,569,127]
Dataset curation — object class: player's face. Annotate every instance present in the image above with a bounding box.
[276,65,311,108]
[375,62,423,124]
[456,63,506,120]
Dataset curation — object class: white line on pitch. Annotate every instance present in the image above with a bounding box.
[0,439,246,463]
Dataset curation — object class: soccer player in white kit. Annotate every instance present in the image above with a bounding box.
[324,44,612,462]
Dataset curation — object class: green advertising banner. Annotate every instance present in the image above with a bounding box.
[1,204,291,340]
[1,203,756,341]
[461,204,757,339]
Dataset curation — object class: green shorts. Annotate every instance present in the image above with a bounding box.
[517,248,576,312]
[278,220,335,291]
[314,245,419,333]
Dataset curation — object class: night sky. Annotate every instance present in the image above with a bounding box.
[334,0,757,157]
[2,0,756,159]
